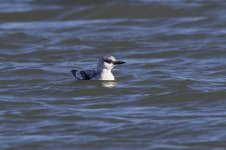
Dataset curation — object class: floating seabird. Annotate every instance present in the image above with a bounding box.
[71,55,125,80]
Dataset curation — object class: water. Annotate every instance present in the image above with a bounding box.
[1,0,226,149]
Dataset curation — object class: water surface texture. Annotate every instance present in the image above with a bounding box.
[1,0,226,149]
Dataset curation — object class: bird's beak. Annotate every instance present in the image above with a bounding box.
[113,61,125,65]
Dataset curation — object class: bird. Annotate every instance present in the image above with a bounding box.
[71,55,125,80]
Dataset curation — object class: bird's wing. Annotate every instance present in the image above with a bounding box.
[71,69,96,80]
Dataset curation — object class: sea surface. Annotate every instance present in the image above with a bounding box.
[1,0,226,149]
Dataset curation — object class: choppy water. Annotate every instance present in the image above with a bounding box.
[1,0,226,149]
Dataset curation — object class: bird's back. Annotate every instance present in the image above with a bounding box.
[71,69,97,80]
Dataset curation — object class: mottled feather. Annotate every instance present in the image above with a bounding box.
[71,69,97,80]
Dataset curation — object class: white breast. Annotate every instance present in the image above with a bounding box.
[96,69,115,80]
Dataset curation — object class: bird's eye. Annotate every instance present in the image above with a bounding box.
[104,59,112,64]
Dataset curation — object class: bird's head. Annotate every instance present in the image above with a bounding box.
[97,55,125,71]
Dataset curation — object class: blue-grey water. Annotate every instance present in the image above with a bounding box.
[1,0,226,149]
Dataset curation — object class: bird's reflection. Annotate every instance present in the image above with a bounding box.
[101,81,117,88]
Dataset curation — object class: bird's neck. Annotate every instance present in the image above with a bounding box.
[97,68,112,73]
